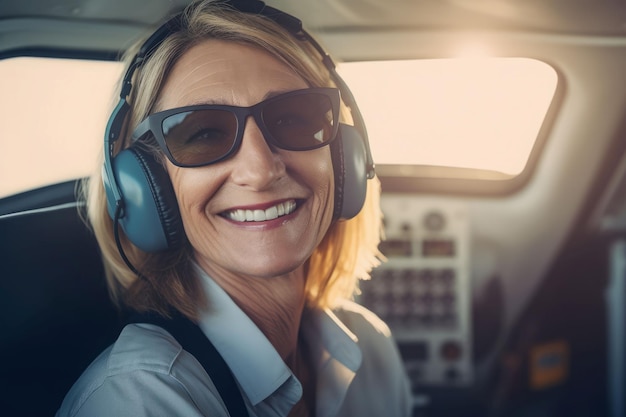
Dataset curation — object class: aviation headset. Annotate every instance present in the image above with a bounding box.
[103,0,375,253]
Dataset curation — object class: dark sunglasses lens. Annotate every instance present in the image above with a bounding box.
[262,92,335,149]
[162,109,238,166]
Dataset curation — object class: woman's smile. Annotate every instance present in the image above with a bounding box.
[221,199,299,223]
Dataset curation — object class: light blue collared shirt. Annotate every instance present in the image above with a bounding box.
[57,270,412,417]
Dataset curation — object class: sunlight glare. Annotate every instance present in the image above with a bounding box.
[338,58,558,176]
[0,57,123,197]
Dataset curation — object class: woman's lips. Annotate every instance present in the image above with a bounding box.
[222,199,297,222]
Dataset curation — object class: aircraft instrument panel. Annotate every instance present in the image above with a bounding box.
[358,195,473,390]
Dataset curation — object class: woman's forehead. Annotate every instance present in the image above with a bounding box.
[156,39,307,111]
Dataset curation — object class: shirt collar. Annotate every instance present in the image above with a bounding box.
[195,265,296,406]
[193,264,362,415]
[301,306,363,417]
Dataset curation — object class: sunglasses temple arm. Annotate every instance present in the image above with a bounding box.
[130,118,152,143]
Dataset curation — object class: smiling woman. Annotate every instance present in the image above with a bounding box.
[0,57,123,198]
[52,1,413,416]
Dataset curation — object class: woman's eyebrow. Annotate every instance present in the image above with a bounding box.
[155,88,301,110]
[153,98,221,112]
[260,88,295,101]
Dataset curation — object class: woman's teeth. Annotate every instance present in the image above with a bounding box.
[225,200,297,222]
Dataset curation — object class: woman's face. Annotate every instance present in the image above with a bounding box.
[157,39,335,281]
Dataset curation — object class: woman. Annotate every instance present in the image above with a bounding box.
[57,1,412,416]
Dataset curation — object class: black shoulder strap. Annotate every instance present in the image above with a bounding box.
[127,313,249,417]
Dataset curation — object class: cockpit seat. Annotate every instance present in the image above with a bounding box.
[0,180,121,416]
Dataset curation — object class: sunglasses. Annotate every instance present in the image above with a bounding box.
[131,87,341,167]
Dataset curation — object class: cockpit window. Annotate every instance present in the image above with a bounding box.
[0,57,123,198]
[338,57,559,181]
[0,56,558,198]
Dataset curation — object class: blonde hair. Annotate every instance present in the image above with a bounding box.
[84,0,383,319]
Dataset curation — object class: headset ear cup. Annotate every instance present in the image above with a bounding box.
[331,124,368,220]
[106,146,185,252]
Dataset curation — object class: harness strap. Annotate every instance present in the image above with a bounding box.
[128,313,249,417]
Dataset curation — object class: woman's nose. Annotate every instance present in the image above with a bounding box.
[229,116,286,189]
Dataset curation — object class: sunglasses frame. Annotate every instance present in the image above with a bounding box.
[131,87,341,168]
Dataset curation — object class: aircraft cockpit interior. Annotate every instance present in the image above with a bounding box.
[1,1,626,416]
